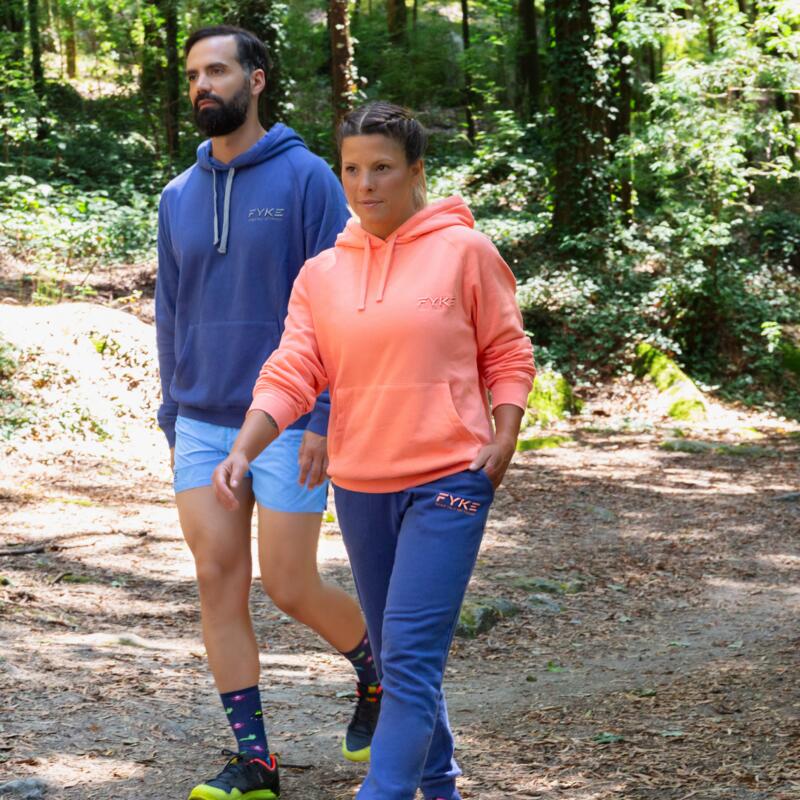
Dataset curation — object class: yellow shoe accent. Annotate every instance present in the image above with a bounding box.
[189,786,278,800]
[342,738,371,763]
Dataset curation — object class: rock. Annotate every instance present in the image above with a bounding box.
[0,778,48,799]
[661,439,777,458]
[456,597,520,638]
[524,370,582,426]
[527,593,562,613]
[634,343,707,421]
[661,439,715,454]
[512,576,585,595]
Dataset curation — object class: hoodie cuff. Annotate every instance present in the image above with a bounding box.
[248,392,300,433]
[490,380,535,412]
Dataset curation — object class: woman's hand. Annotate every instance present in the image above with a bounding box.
[469,435,516,490]
[212,451,251,511]
[470,404,525,490]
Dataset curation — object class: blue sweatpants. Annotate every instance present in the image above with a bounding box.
[334,468,495,800]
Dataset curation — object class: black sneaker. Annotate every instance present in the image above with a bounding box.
[341,682,382,762]
[188,750,280,800]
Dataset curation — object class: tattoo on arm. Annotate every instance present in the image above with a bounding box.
[263,412,278,431]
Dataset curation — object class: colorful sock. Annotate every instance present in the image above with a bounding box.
[340,630,381,691]
[220,685,269,755]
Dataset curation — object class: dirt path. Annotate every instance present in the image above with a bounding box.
[1,303,799,799]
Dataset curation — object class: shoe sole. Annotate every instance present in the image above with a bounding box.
[188,788,279,800]
[341,739,371,763]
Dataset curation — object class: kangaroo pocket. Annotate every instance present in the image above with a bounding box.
[329,382,483,482]
[170,321,281,411]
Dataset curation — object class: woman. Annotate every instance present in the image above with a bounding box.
[212,102,535,800]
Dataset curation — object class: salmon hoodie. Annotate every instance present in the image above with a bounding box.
[250,195,536,493]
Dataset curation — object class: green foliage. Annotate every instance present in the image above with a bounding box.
[0,337,35,439]
[1,174,157,274]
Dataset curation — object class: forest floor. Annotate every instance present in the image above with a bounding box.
[0,272,799,799]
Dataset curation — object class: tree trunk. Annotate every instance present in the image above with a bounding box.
[329,0,356,129]
[548,0,607,240]
[64,4,76,78]
[516,0,540,116]
[163,0,179,158]
[461,0,476,143]
[1,0,26,64]
[608,0,631,219]
[387,0,407,45]
[236,0,288,128]
[140,0,163,157]
[28,0,45,99]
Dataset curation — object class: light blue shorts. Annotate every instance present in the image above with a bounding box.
[173,415,328,513]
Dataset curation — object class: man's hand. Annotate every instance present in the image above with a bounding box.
[211,452,250,511]
[298,430,329,489]
[469,435,516,490]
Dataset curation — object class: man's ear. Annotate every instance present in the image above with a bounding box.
[251,68,267,97]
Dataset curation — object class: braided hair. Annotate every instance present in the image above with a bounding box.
[337,102,429,210]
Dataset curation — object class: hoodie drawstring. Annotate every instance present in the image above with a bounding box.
[358,236,371,311]
[212,167,236,255]
[357,235,398,310]
[376,236,396,303]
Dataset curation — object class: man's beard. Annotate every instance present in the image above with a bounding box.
[193,79,251,137]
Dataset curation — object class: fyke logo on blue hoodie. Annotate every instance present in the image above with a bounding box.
[248,207,286,221]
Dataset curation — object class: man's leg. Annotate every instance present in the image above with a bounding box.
[177,484,256,691]
[257,508,366,649]
[253,429,381,760]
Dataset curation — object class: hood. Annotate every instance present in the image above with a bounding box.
[196,124,308,254]
[335,196,475,310]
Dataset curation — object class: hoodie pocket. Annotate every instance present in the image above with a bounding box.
[330,382,482,481]
[171,321,282,411]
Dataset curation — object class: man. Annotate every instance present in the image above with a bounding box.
[156,26,381,800]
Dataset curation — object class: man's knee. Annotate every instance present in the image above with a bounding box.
[260,568,312,617]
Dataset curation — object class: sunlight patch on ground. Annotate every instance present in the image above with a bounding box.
[756,553,800,572]
[25,753,144,788]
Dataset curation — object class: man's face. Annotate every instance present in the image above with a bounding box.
[186,35,253,137]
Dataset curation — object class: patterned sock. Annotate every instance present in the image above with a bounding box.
[220,685,269,755]
[340,630,381,691]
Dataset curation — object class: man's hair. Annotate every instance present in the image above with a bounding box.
[184,25,270,76]
[336,102,428,165]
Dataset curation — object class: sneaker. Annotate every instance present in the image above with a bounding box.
[342,682,382,762]
[188,750,280,800]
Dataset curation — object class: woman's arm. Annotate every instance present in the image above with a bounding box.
[212,410,280,510]
[469,403,525,488]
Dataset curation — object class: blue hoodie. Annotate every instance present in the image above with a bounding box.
[156,124,350,447]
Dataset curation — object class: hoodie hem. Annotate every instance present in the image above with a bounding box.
[330,461,476,494]
[178,404,312,433]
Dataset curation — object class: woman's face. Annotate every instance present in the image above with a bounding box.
[341,134,423,239]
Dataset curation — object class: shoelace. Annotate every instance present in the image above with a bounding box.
[219,748,313,772]
[351,693,381,734]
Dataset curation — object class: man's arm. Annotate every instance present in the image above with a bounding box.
[155,194,180,450]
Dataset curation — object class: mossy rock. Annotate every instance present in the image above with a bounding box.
[667,398,707,422]
[524,370,582,426]
[456,597,520,638]
[661,439,777,458]
[516,434,572,451]
[634,343,707,421]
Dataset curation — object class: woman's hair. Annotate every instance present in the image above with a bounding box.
[337,102,429,209]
